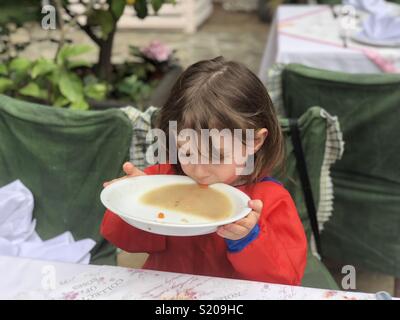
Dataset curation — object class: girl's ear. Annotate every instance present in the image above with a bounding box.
[254,128,268,153]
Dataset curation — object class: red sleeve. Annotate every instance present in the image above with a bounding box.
[100,209,166,253]
[99,163,175,253]
[227,183,307,285]
[143,163,175,175]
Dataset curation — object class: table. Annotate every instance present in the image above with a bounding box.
[0,255,381,300]
[258,5,400,84]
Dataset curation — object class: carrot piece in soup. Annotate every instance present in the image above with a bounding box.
[157,212,165,219]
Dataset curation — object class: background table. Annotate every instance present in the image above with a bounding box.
[258,4,400,84]
[0,255,382,300]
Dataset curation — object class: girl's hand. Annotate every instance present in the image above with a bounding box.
[217,200,263,241]
[103,162,146,188]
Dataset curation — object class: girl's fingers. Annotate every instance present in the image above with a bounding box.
[103,163,146,188]
[123,162,145,176]
[248,199,263,212]
[234,212,258,229]
[248,200,263,218]
[103,181,111,187]
[217,228,240,240]
[218,223,248,237]
[103,177,123,187]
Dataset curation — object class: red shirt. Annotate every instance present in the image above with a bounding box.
[100,164,307,285]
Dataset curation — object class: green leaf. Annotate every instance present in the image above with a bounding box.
[47,69,60,87]
[0,64,8,76]
[70,99,90,110]
[117,74,139,95]
[57,44,93,65]
[53,95,69,108]
[59,71,84,103]
[84,83,107,101]
[9,57,31,73]
[129,45,142,57]
[134,0,148,19]
[87,10,115,40]
[83,74,100,85]
[0,77,13,93]
[19,82,47,99]
[151,0,163,13]
[67,60,93,69]
[110,0,126,20]
[31,59,56,79]
[116,74,152,102]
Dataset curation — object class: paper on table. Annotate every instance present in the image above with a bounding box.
[5,260,377,300]
[0,180,96,264]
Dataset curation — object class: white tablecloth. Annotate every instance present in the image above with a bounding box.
[0,255,380,300]
[259,4,400,83]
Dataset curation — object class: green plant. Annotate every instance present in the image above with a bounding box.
[59,0,175,80]
[110,41,177,106]
[129,41,178,75]
[0,44,107,109]
[115,74,153,103]
[0,1,179,109]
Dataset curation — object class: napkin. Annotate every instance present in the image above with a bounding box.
[343,0,389,15]
[360,13,400,41]
[0,180,96,264]
[0,180,35,242]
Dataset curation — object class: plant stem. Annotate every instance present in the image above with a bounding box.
[62,3,102,46]
[97,28,115,81]
[53,0,65,59]
[61,1,122,81]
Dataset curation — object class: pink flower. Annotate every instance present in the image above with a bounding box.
[140,40,172,62]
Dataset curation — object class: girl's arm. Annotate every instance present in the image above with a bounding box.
[100,209,166,253]
[226,185,307,285]
[100,163,173,253]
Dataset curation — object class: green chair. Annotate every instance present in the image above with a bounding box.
[0,94,133,265]
[278,107,342,290]
[280,64,400,293]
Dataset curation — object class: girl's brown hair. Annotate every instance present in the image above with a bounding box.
[155,56,284,184]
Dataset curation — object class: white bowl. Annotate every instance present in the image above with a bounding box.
[100,175,252,236]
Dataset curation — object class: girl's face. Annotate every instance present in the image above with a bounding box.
[178,129,268,186]
[181,159,240,186]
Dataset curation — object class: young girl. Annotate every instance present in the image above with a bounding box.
[101,57,307,285]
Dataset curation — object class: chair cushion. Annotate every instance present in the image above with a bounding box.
[0,94,133,265]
